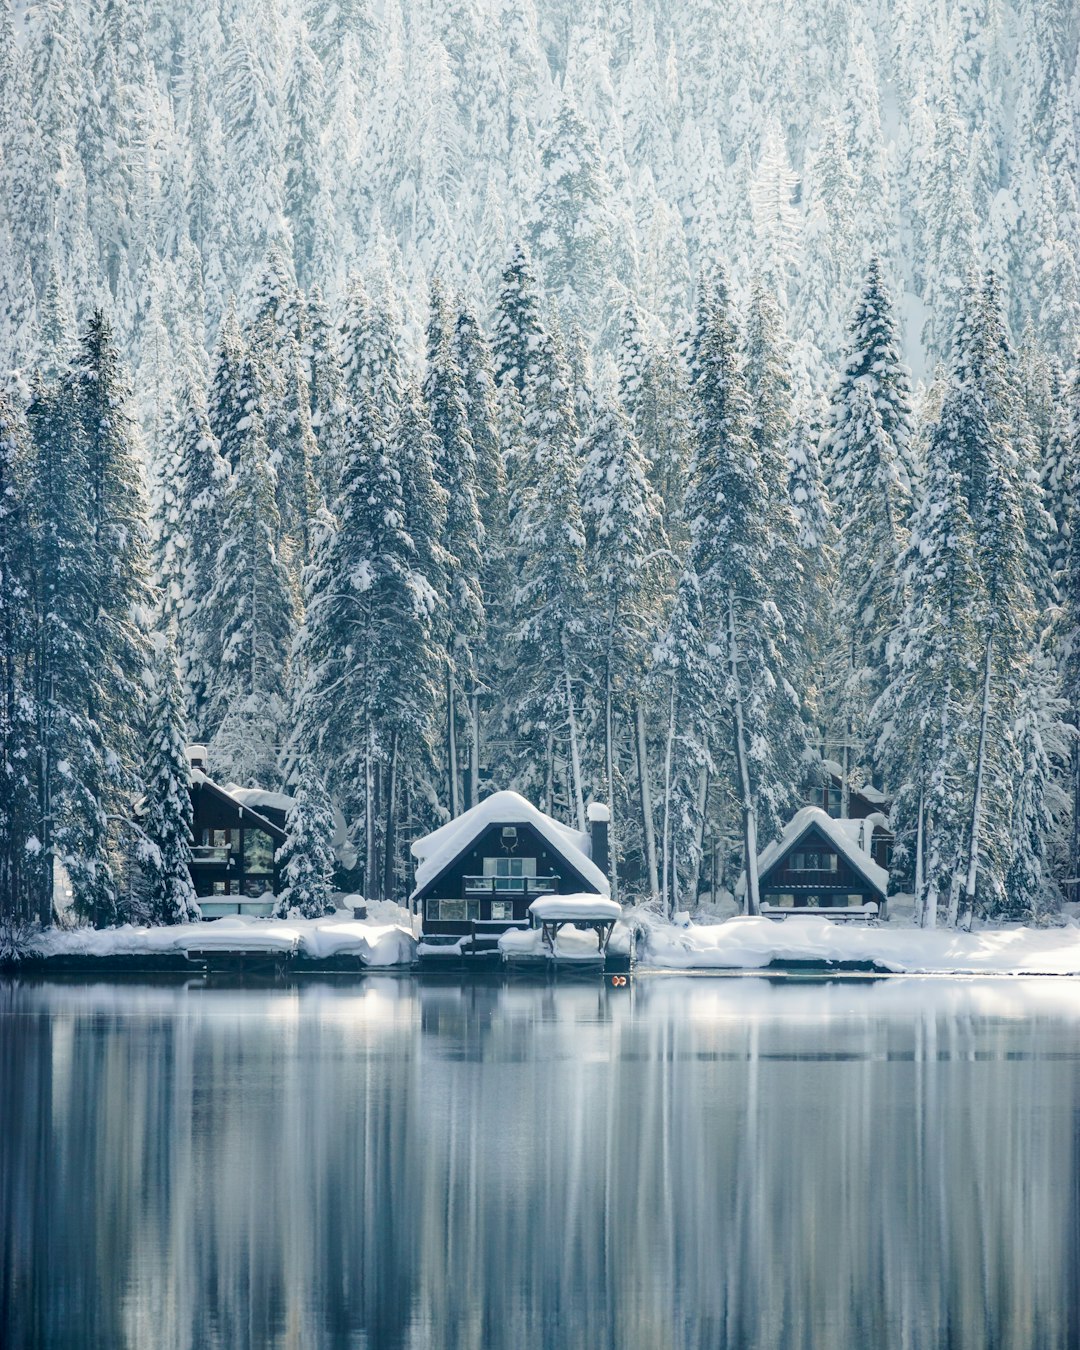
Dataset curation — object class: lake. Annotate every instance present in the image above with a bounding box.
[2,974,1079,1349]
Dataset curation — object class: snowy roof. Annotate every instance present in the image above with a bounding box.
[410,790,609,899]
[529,895,622,923]
[189,767,289,840]
[223,783,296,815]
[744,806,889,899]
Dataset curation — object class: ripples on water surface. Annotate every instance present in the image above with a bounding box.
[2,974,1080,1349]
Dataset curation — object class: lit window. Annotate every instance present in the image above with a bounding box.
[490,900,514,920]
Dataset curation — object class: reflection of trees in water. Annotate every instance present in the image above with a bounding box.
[1,978,1078,1348]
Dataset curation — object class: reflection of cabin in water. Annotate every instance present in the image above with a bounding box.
[185,746,291,916]
[410,791,610,956]
[751,806,890,917]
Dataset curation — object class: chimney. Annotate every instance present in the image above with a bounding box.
[586,802,610,881]
[186,744,208,773]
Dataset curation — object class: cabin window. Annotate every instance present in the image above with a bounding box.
[825,787,843,817]
[243,829,275,875]
[426,899,481,921]
[212,881,238,895]
[789,850,838,872]
[775,893,796,908]
[490,900,514,920]
[481,857,536,892]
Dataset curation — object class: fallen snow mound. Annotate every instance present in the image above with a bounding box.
[29,909,417,967]
[639,914,1080,975]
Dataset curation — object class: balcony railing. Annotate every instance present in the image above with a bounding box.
[462,875,559,895]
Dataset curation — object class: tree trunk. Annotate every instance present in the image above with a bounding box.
[564,665,587,833]
[604,662,618,903]
[383,729,399,903]
[688,761,709,910]
[446,666,460,818]
[840,638,854,818]
[915,786,926,927]
[469,691,480,810]
[544,732,554,816]
[635,701,659,898]
[959,628,994,927]
[661,682,676,919]
[728,589,760,916]
[365,724,376,902]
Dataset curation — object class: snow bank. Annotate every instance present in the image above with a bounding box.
[638,914,1080,975]
[28,909,417,967]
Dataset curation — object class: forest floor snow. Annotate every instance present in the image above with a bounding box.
[636,913,1080,975]
[28,901,417,967]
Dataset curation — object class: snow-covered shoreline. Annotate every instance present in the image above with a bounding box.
[635,914,1080,977]
[12,909,1080,978]
[22,905,418,969]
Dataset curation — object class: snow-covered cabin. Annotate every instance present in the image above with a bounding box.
[807,761,894,871]
[749,806,890,916]
[185,747,292,914]
[411,792,610,950]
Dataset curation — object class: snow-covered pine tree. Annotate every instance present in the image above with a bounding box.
[291,389,440,899]
[424,280,484,818]
[825,257,916,500]
[63,312,154,924]
[491,243,547,401]
[204,348,294,788]
[687,270,804,913]
[652,566,714,917]
[141,636,199,925]
[0,392,37,921]
[174,381,230,737]
[528,94,617,335]
[273,759,337,918]
[578,392,667,900]
[874,390,984,927]
[503,319,590,828]
[830,379,909,812]
[209,299,249,472]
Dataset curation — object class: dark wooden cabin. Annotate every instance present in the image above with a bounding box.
[186,747,290,916]
[808,762,894,871]
[411,792,610,951]
[756,807,889,915]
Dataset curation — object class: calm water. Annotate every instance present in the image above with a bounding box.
[2,974,1080,1350]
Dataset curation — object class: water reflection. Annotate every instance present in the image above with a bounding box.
[2,975,1080,1349]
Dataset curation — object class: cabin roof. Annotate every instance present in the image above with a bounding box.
[190,767,289,842]
[744,806,889,899]
[410,790,609,900]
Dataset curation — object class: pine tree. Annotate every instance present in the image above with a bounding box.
[687,272,804,912]
[274,759,337,918]
[141,637,199,924]
[174,382,229,737]
[578,393,667,898]
[653,566,715,916]
[63,312,154,924]
[204,354,294,787]
[0,392,37,921]
[425,280,484,816]
[291,390,440,899]
[491,243,547,400]
[504,320,590,828]
[825,258,916,500]
[874,391,984,927]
